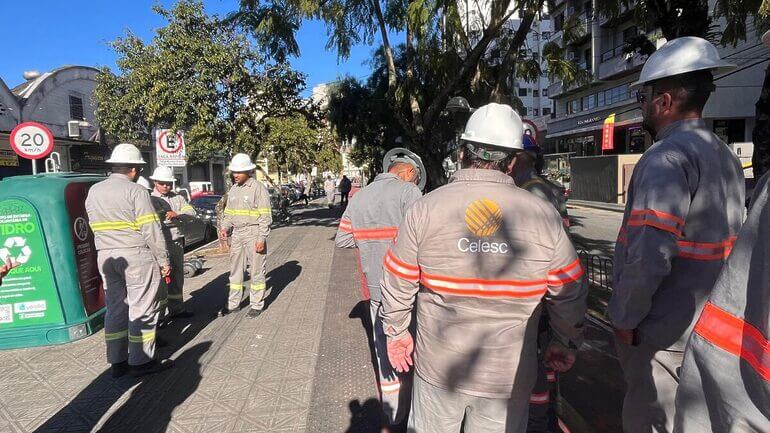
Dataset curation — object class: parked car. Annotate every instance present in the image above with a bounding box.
[149,196,210,248]
[190,194,222,228]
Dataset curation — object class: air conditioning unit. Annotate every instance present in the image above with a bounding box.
[67,120,81,138]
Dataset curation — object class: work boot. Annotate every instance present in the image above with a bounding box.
[218,307,232,317]
[111,361,129,378]
[246,308,262,319]
[130,359,174,378]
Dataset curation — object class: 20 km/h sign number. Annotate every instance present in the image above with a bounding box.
[9,122,55,160]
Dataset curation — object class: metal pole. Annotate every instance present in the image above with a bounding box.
[31,159,37,175]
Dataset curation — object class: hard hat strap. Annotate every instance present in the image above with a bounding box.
[465,142,511,162]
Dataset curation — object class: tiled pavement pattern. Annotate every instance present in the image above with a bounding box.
[0,205,381,433]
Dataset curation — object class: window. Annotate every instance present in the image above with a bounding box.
[569,99,581,114]
[598,91,605,106]
[533,89,540,97]
[69,95,84,120]
[542,31,551,40]
[522,107,528,116]
[623,26,638,43]
[518,88,528,97]
[543,107,552,116]
[543,88,548,97]
[554,14,564,31]
[584,1,593,19]
[533,108,539,116]
[532,52,540,61]
[713,119,746,144]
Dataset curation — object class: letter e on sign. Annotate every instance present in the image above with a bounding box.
[9,122,55,160]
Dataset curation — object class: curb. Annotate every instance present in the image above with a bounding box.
[569,200,625,213]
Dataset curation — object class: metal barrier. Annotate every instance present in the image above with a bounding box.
[578,250,613,291]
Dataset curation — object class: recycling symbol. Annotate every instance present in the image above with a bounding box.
[0,237,32,265]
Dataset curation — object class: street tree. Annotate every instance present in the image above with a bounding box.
[230,0,588,187]
[263,114,342,182]
[94,0,314,164]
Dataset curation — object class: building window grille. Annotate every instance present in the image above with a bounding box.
[69,95,85,120]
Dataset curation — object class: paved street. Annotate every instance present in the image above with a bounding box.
[0,201,624,433]
[0,204,379,433]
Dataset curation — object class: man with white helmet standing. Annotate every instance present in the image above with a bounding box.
[150,166,196,320]
[381,103,587,433]
[85,143,173,378]
[335,146,424,430]
[607,37,744,433]
[219,153,272,318]
[672,31,770,433]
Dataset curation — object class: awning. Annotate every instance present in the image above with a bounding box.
[547,117,642,139]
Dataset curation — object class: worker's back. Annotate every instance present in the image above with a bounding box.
[336,173,422,301]
[382,168,585,399]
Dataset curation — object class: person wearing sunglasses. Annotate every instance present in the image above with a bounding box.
[608,37,744,433]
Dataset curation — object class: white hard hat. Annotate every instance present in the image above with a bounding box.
[136,176,151,190]
[106,143,146,165]
[762,30,770,47]
[631,37,736,89]
[228,153,256,172]
[382,147,427,191]
[149,166,176,182]
[460,103,524,157]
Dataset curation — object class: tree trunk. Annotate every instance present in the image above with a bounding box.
[422,151,449,191]
[752,63,770,181]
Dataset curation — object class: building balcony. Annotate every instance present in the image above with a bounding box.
[598,46,646,80]
[548,80,564,98]
[599,0,637,27]
[565,13,591,46]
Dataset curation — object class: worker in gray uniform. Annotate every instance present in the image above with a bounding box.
[85,143,173,378]
[150,166,196,319]
[515,133,569,229]
[608,37,744,433]
[219,153,272,318]
[335,147,424,430]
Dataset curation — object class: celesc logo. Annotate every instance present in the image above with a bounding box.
[458,199,510,254]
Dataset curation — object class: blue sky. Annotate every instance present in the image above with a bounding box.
[0,0,385,94]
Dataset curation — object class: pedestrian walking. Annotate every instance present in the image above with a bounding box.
[85,143,173,378]
[296,180,310,205]
[335,147,425,430]
[607,37,744,433]
[150,166,196,320]
[672,171,770,433]
[380,103,587,433]
[324,176,336,208]
[219,153,272,318]
[339,175,352,206]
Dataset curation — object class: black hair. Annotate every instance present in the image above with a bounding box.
[653,70,714,113]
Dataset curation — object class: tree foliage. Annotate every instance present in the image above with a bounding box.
[231,0,586,187]
[94,0,315,164]
[263,115,342,178]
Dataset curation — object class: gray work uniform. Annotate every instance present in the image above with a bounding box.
[85,173,169,366]
[335,173,422,425]
[520,171,568,433]
[151,190,196,314]
[674,173,770,433]
[608,119,744,433]
[221,177,271,311]
[380,169,587,433]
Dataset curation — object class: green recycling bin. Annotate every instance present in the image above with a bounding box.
[0,173,107,349]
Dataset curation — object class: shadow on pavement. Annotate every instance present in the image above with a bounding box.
[289,206,345,228]
[348,300,378,380]
[33,270,228,433]
[344,398,385,433]
[264,260,302,309]
[96,342,211,432]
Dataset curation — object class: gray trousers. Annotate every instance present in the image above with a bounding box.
[97,248,160,366]
[409,375,530,433]
[370,300,412,425]
[616,339,683,433]
[228,234,267,310]
[164,239,186,314]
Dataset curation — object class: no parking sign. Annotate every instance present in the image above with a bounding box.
[155,129,186,167]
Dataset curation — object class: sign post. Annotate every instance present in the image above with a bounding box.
[155,129,186,167]
[9,122,55,175]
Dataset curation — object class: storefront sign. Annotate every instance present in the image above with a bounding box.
[0,150,19,167]
[577,116,601,126]
[0,198,64,328]
[69,145,110,173]
[602,113,616,151]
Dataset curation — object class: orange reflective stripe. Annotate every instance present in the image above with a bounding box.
[617,227,628,245]
[546,371,556,382]
[420,271,547,299]
[628,209,684,237]
[384,249,420,282]
[547,259,584,285]
[339,218,353,234]
[353,226,398,240]
[677,236,736,261]
[694,302,770,382]
[530,392,550,404]
[380,379,401,394]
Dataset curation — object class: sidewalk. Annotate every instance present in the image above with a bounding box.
[0,204,380,433]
